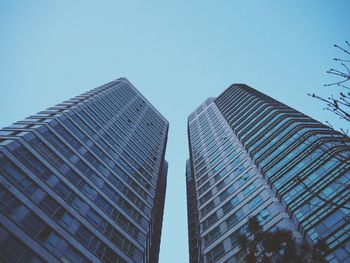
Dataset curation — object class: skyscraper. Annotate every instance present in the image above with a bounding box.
[0,78,169,263]
[186,84,350,263]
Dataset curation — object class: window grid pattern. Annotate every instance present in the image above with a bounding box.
[215,84,350,263]
[0,78,169,263]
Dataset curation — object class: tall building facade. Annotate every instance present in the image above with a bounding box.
[186,84,350,263]
[0,78,169,263]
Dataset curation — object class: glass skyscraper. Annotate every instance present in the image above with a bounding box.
[186,84,350,263]
[0,78,169,263]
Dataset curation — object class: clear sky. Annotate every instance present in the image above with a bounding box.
[0,1,349,262]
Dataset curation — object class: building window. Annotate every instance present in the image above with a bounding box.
[21,213,46,238]
[60,246,84,263]
[0,187,22,216]
[257,208,271,224]
[226,209,244,229]
[45,232,60,251]
[204,226,221,247]
[38,195,61,216]
[243,183,256,197]
[0,227,41,263]
[202,213,218,231]
[206,243,225,263]
[248,195,263,210]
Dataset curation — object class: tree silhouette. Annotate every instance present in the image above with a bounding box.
[237,216,327,263]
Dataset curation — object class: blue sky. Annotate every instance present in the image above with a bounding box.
[0,1,349,262]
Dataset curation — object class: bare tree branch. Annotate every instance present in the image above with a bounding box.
[310,42,350,126]
[295,176,350,211]
[305,43,350,211]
